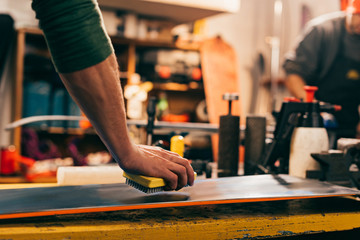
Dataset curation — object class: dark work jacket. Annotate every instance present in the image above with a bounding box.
[283,12,360,137]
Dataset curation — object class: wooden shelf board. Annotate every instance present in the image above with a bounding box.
[0,176,27,184]
[153,82,203,91]
[18,28,198,51]
[98,0,240,23]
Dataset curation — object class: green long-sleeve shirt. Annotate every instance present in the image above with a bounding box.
[32,0,113,73]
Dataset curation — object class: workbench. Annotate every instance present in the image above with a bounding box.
[0,194,359,239]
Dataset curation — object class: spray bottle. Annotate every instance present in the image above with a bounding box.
[289,86,329,178]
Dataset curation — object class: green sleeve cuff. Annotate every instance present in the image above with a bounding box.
[32,0,114,73]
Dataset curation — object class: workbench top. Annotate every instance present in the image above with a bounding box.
[0,196,359,239]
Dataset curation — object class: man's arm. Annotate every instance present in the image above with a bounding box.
[285,74,307,100]
[283,17,325,97]
[32,0,194,190]
[60,54,194,190]
[60,54,194,189]
[283,13,344,99]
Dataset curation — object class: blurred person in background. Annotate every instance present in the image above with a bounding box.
[283,0,360,142]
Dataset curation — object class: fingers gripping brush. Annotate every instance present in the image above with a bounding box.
[123,172,197,194]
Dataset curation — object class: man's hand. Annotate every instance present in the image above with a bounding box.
[119,144,195,191]
[285,74,307,100]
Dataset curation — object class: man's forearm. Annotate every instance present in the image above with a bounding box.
[31,0,195,189]
[59,54,134,166]
[285,74,307,100]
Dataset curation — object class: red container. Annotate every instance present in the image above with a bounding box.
[0,145,18,175]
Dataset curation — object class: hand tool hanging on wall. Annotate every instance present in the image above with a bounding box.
[217,93,240,177]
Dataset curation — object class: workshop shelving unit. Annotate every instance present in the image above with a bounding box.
[11,27,206,152]
[5,0,239,182]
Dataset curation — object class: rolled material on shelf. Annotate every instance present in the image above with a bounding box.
[57,166,125,186]
[244,116,266,175]
[217,115,240,177]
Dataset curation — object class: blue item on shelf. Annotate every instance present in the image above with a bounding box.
[50,88,66,128]
[22,80,51,127]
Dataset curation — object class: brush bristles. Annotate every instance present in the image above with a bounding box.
[124,171,196,194]
[125,178,164,194]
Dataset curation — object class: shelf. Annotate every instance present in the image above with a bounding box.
[0,176,27,184]
[36,127,96,135]
[98,0,240,23]
[152,82,203,91]
[17,28,199,51]
[111,36,174,47]
[12,26,205,149]
[104,35,199,51]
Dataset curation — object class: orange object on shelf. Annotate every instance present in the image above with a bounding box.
[191,67,202,81]
[0,146,18,175]
[79,113,92,129]
[17,156,73,183]
[158,65,172,79]
[161,113,190,122]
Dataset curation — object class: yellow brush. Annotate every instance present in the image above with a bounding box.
[123,172,196,194]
